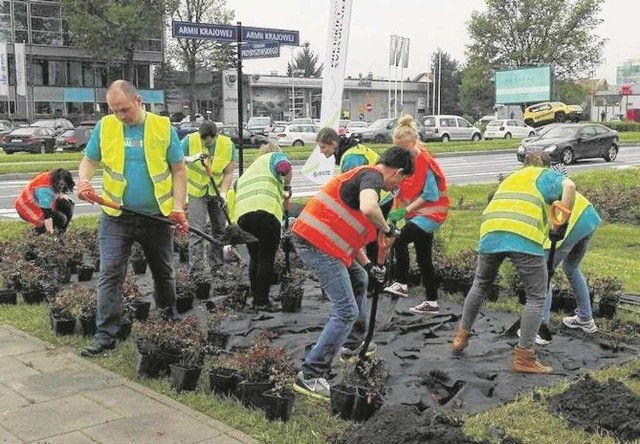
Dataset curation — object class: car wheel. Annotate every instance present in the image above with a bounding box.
[373,134,385,143]
[562,148,574,165]
[5,150,13,155]
[524,119,534,127]
[441,134,450,143]
[554,112,566,123]
[292,140,304,147]
[604,145,618,162]
[40,143,46,154]
[504,133,512,140]
[472,133,481,141]
[528,131,535,137]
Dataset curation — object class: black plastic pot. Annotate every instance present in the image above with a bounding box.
[178,249,189,263]
[237,380,274,409]
[281,296,300,313]
[57,265,71,284]
[457,282,472,296]
[170,364,202,392]
[330,384,356,420]
[195,282,211,300]
[206,329,230,351]
[133,300,151,321]
[176,296,194,314]
[132,259,147,275]
[80,316,96,337]
[51,315,76,336]
[116,319,132,341]
[77,265,94,282]
[261,391,295,422]
[351,387,382,422]
[598,302,617,319]
[135,350,180,378]
[94,258,101,273]
[441,278,458,294]
[0,289,18,305]
[209,367,242,396]
[22,290,46,305]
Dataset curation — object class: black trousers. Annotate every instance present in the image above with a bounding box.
[237,210,281,304]
[34,198,74,234]
[392,221,439,301]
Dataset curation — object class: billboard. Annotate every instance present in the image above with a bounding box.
[495,66,552,104]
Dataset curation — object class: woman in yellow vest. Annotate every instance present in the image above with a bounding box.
[182,121,236,273]
[453,151,576,374]
[316,127,379,173]
[230,143,292,310]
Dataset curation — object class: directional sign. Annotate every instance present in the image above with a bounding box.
[242,26,299,46]
[241,41,281,59]
[171,21,299,46]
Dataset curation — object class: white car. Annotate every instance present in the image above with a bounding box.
[345,121,368,137]
[483,119,535,140]
[271,123,320,147]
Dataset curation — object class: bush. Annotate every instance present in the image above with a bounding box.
[581,182,640,224]
[601,121,640,132]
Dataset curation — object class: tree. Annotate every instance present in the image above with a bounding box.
[459,63,495,121]
[554,80,589,106]
[287,42,323,78]
[167,0,236,117]
[467,0,605,80]
[62,0,164,81]
[430,50,463,116]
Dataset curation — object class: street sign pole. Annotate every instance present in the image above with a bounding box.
[236,21,244,176]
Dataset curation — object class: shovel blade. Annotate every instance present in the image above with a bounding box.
[376,293,400,330]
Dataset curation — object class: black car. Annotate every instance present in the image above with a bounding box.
[220,125,270,148]
[55,127,92,152]
[0,120,16,148]
[516,123,619,165]
[3,127,57,154]
[29,118,74,136]
[176,121,201,140]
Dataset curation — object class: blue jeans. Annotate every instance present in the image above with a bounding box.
[542,235,593,323]
[95,212,176,343]
[292,235,369,378]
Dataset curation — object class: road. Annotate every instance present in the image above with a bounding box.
[1,147,639,220]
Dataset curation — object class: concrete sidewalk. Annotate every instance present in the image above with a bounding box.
[0,326,256,444]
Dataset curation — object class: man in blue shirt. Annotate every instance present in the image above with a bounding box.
[76,80,188,356]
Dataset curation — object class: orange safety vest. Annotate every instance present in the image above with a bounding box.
[292,166,378,266]
[396,148,449,224]
[15,171,55,227]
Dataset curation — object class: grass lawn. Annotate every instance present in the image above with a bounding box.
[1,167,639,443]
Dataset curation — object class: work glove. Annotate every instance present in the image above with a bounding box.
[370,264,387,284]
[549,223,568,243]
[384,224,401,238]
[77,180,97,203]
[388,208,407,223]
[169,210,189,235]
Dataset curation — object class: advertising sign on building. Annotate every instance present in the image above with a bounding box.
[15,43,27,97]
[0,43,8,97]
[495,66,553,104]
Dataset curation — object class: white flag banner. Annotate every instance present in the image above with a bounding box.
[0,43,9,97]
[15,43,26,97]
[402,38,410,69]
[301,0,353,185]
[389,35,397,66]
[394,37,404,67]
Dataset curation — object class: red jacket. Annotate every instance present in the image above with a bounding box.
[15,172,55,227]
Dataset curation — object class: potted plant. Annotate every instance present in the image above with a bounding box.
[175,265,195,313]
[350,357,388,421]
[451,248,477,296]
[204,304,230,351]
[279,269,306,313]
[209,354,243,397]
[589,275,624,319]
[66,284,97,337]
[170,318,206,392]
[7,258,49,304]
[261,360,296,422]
[174,232,189,263]
[49,288,77,336]
[211,268,236,296]
[132,310,183,378]
[122,273,150,322]
[190,260,211,300]
[434,254,458,294]
[330,362,357,420]
[0,243,19,304]
[130,242,147,275]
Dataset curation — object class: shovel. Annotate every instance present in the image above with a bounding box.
[503,201,572,337]
[84,192,223,246]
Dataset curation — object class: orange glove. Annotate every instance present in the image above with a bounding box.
[169,210,189,235]
[77,180,97,203]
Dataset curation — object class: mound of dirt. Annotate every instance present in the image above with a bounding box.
[343,405,486,444]
[547,375,640,441]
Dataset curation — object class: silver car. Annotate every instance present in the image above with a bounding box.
[422,115,482,142]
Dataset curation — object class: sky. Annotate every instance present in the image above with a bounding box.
[224,0,635,85]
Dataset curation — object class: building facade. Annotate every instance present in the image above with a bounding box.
[0,0,165,120]
[616,59,640,87]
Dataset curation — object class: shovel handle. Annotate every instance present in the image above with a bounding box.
[550,201,571,229]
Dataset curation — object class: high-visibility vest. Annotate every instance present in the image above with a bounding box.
[232,153,284,224]
[480,167,549,245]
[15,171,54,227]
[543,192,592,249]
[339,144,379,172]
[292,166,378,266]
[100,113,174,216]
[186,133,233,197]
[396,148,449,224]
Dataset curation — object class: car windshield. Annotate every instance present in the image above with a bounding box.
[248,117,270,126]
[348,122,367,128]
[423,117,436,126]
[487,120,502,127]
[542,126,579,139]
[61,130,75,137]
[11,128,38,135]
[369,119,390,129]
[30,120,56,128]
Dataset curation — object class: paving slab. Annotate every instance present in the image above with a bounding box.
[0,332,47,358]
[12,350,89,374]
[0,383,31,412]
[28,431,97,444]
[83,385,178,418]
[0,357,40,382]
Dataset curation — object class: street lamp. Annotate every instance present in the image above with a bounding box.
[291,68,304,119]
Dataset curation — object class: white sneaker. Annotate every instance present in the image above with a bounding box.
[384,282,408,298]
[293,371,330,400]
[409,301,439,315]
[563,315,597,334]
[517,328,551,346]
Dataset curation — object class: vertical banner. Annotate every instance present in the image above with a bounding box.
[389,35,397,66]
[0,43,9,97]
[402,38,410,68]
[395,37,404,67]
[15,43,26,97]
[301,0,353,185]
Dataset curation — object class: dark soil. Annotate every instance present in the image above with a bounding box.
[221,225,257,245]
[547,375,640,442]
[342,405,487,444]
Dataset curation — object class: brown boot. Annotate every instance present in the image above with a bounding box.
[512,346,553,374]
[452,324,469,353]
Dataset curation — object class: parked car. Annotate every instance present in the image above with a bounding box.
[290,118,315,125]
[176,121,201,140]
[272,123,320,147]
[3,127,57,154]
[55,127,92,152]
[337,119,350,136]
[76,120,99,129]
[219,125,270,148]
[516,123,619,165]
[568,105,584,122]
[0,120,16,148]
[246,116,273,135]
[265,124,286,140]
[360,118,397,143]
[29,118,74,136]
[422,115,482,142]
[523,102,574,127]
[483,119,535,140]
[345,121,369,138]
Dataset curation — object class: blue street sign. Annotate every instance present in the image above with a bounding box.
[241,41,281,59]
[242,26,299,46]
[171,21,299,46]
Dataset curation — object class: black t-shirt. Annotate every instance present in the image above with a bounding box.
[339,169,384,210]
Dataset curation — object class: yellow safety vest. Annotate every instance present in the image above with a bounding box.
[480,167,549,245]
[186,133,233,197]
[339,144,379,172]
[543,192,591,249]
[232,153,284,224]
[100,113,174,217]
